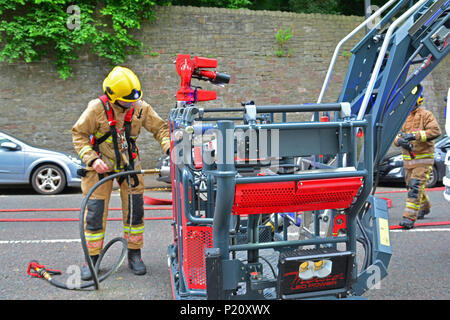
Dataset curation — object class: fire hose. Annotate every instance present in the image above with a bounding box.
[27,169,165,290]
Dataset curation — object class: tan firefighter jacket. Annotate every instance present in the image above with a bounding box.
[393,106,441,168]
[72,98,170,172]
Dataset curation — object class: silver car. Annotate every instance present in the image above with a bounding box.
[444,89,450,203]
[0,130,83,195]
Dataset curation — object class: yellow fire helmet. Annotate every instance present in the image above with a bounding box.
[416,95,424,106]
[103,66,142,104]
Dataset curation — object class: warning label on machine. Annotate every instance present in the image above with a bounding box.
[379,218,390,246]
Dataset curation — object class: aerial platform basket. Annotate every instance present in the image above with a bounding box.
[168,0,449,300]
[168,101,374,299]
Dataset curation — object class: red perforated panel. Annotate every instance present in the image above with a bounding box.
[182,226,213,290]
[232,177,363,215]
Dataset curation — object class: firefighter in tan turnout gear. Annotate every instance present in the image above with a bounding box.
[72,66,170,279]
[394,95,441,229]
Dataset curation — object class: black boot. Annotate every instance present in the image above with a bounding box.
[399,217,415,229]
[128,249,147,275]
[81,255,99,281]
[418,208,430,220]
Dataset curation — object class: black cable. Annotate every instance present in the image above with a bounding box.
[79,170,143,290]
[239,255,278,280]
[356,212,372,270]
[47,236,128,290]
[32,170,143,290]
[259,256,278,279]
[371,43,425,195]
[356,237,369,271]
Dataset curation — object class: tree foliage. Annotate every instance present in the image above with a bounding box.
[250,0,340,14]
[0,0,168,79]
[0,0,388,79]
[171,0,252,9]
[174,0,389,16]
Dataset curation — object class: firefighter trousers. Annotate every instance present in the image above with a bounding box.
[81,167,145,256]
[403,165,432,221]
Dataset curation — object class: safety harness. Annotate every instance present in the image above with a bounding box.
[92,94,139,187]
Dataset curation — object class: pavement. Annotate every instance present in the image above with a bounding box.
[0,177,449,301]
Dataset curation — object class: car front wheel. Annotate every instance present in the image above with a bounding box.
[31,164,66,195]
[426,166,438,188]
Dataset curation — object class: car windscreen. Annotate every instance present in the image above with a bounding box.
[0,132,33,147]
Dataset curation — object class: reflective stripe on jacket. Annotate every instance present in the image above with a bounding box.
[72,98,170,171]
[393,106,441,168]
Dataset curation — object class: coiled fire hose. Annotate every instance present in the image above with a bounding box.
[28,169,160,290]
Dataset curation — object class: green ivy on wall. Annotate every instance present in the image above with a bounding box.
[0,0,167,79]
[0,0,382,80]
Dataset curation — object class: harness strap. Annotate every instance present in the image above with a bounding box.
[120,121,139,188]
[97,95,139,187]
[91,131,112,152]
[98,95,122,172]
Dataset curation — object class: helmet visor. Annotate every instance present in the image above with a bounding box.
[116,100,134,109]
[120,88,142,102]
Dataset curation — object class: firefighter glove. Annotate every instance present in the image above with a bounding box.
[397,138,413,151]
[401,133,416,141]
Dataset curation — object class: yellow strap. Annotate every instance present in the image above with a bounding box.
[419,130,427,142]
[124,225,145,234]
[79,145,93,159]
[161,137,170,145]
[85,232,105,241]
[403,153,434,160]
[94,131,113,144]
[414,153,434,159]
[106,157,124,172]
[406,202,420,210]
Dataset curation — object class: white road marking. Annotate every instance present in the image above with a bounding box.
[1,229,449,245]
[287,228,450,237]
[0,239,81,244]
[390,228,450,233]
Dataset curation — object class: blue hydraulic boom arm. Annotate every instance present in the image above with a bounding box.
[324,0,449,166]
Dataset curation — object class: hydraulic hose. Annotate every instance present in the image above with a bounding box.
[44,236,128,290]
[79,170,144,290]
[28,169,148,290]
[356,212,372,270]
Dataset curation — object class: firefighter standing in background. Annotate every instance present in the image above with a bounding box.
[72,66,170,279]
[394,95,441,229]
